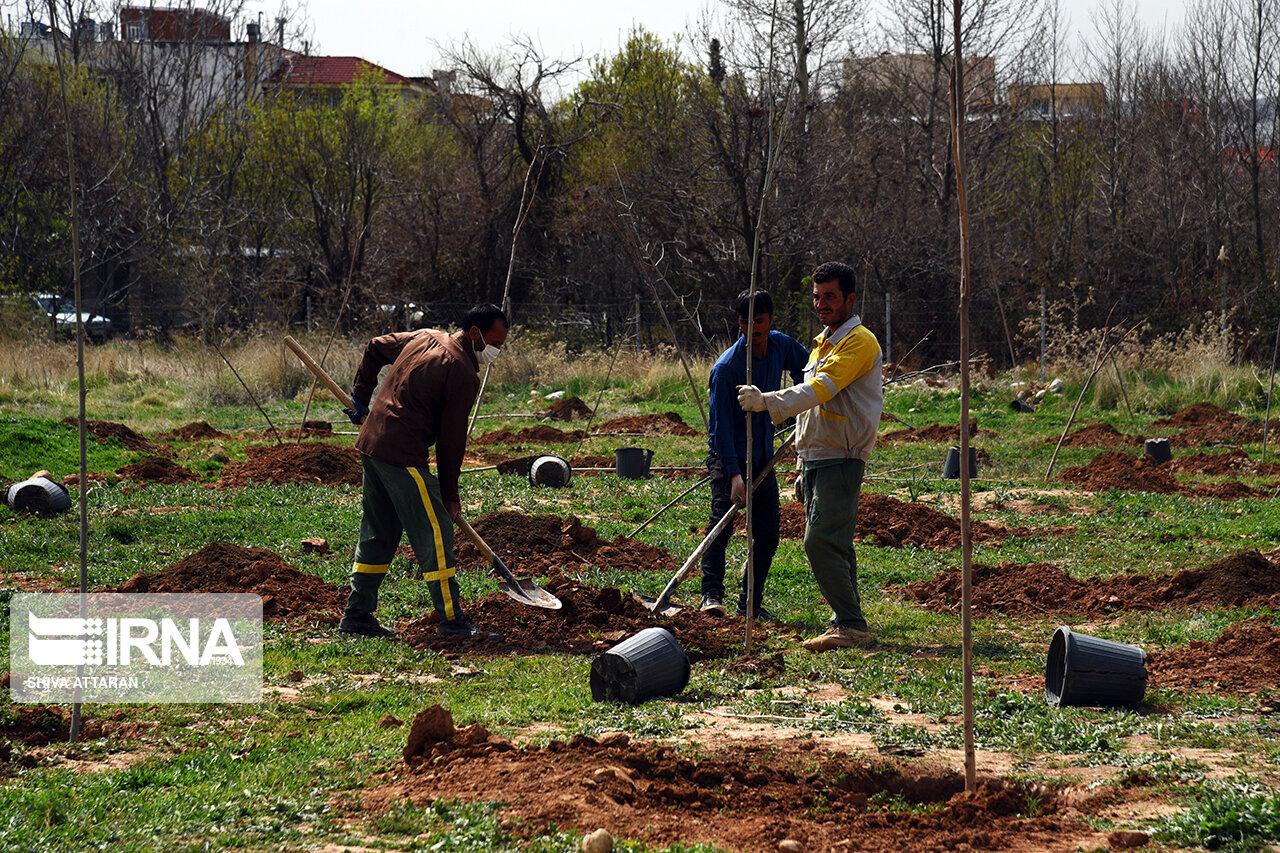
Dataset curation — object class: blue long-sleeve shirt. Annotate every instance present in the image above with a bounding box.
[707,330,809,479]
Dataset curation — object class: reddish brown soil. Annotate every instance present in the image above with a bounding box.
[1059,451,1181,493]
[492,455,538,476]
[115,456,201,484]
[540,396,594,420]
[1184,481,1269,500]
[1055,423,1141,447]
[0,705,151,749]
[59,472,108,486]
[473,425,584,445]
[62,418,163,454]
[160,421,229,440]
[363,706,1090,853]
[572,455,617,469]
[447,511,674,575]
[775,494,1061,550]
[401,576,778,659]
[891,551,1280,617]
[592,412,701,436]
[1147,618,1280,692]
[215,443,361,487]
[1167,422,1264,447]
[1170,448,1264,476]
[281,421,334,439]
[1153,403,1246,427]
[1059,450,1267,498]
[111,541,346,621]
[880,422,980,443]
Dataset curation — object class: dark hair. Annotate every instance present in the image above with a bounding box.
[733,289,774,320]
[812,262,856,297]
[459,303,507,334]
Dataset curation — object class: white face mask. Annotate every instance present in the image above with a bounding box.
[476,343,501,365]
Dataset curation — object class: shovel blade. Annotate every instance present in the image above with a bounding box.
[639,594,681,617]
[498,577,562,610]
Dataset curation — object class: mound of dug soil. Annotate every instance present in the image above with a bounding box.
[450,511,674,575]
[1171,448,1257,476]
[1060,450,1266,498]
[880,422,980,443]
[160,421,229,441]
[62,418,163,454]
[592,412,701,436]
[1059,451,1180,493]
[472,425,584,445]
[215,443,361,487]
[1153,403,1246,428]
[892,550,1280,617]
[1056,423,1141,447]
[365,705,1087,853]
[280,421,333,439]
[112,541,346,621]
[401,576,775,659]
[1147,619,1280,692]
[115,456,201,485]
[1185,481,1269,500]
[1152,403,1264,446]
[539,396,593,420]
[776,494,1055,550]
[1168,422,1264,447]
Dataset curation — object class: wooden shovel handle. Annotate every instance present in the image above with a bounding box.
[283,335,351,409]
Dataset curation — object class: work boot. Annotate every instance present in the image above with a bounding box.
[699,595,726,616]
[338,611,396,638]
[802,625,872,652]
[437,616,499,640]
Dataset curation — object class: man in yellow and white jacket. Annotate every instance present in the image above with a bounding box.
[738,261,883,651]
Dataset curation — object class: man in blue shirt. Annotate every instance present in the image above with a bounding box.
[700,290,808,618]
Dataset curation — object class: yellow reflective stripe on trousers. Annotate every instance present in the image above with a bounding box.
[406,466,456,620]
[353,562,390,574]
[422,566,457,582]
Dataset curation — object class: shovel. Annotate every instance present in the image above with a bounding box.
[644,432,795,614]
[456,516,562,610]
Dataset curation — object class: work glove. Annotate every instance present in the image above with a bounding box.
[344,395,369,426]
[737,384,766,412]
[730,474,746,506]
[793,473,804,505]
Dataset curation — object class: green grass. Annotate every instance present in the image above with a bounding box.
[1153,781,1280,851]
[3,344,1280,849]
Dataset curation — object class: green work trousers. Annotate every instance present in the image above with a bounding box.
[800,457,868,632]
[345,454,464,621]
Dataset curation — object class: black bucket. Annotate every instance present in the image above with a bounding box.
[615,447,654,479]
[590,626,690,704]
[942,445,979,480]
[6,477,71,515]
[1045,626,1147,708]
[1144,438,1172,464]
[529,455,572,487]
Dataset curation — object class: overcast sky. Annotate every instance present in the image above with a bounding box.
[274,0,1184,81]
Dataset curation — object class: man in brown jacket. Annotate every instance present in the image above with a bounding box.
[338,303,508,639]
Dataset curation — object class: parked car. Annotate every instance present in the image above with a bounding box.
[33,293,114,342]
